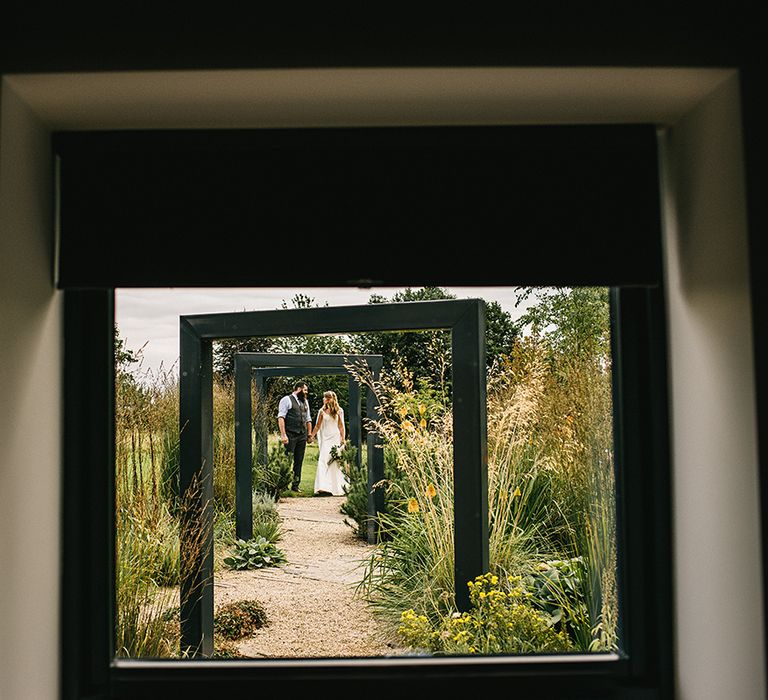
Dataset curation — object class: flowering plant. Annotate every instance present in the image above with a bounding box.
[398,573,574,655]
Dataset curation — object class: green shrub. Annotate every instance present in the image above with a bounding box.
[214,599,269,640]
[328,440,356,471]
[253,444,293,499]
[398,573,574,655]
[114,494,211,657]
[252,492,282,543]
[252,518,282,544]
[223,537,287,570]
[159,419,180,512]
[340,444,374,538]
[252,492,280,523]
[356,414,458,626]
[341,443,407,540]
[524,557,590,647]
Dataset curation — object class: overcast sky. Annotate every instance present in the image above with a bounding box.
[115,286,536,376]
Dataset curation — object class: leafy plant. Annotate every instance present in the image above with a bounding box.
[252,492,282,543]
[213,507,236,545]
[223,537,287,571]
[357,423,457,625]
[134,605,260,658]
[252,491,280,522]
[524,557,590,647]
[214,599,269,640]
[252,518,282,544]
[340,454,374,538]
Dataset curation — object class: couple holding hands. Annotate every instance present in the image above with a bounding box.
[277,381,348,496]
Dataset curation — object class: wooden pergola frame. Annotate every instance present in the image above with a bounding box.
[178,299,488,657]
[232,352,383,541]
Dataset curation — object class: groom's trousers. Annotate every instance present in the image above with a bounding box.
[285,432,307,490]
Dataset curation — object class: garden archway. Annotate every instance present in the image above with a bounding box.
[233,352,384,541]
[179,299,487,656]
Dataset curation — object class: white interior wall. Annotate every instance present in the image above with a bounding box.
[0,84,60,700]
[0,67,762,700]
[661,74,764,698]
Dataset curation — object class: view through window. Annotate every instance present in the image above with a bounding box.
[114,285,617,660]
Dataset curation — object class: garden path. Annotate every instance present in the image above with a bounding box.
[214,495,405,658]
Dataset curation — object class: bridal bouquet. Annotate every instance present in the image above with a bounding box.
[329,441,354,474]
[328,443,344,466]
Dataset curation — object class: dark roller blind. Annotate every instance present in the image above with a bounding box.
[53,126,662,288]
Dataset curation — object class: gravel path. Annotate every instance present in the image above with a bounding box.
[214,496,406,658]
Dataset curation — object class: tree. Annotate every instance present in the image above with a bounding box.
[260,294,355,417]
[358,288,520,390]
[115,324,140,372]
[272,293,355,355]
[514,287,610,361]
[356,287,454,396]
[484,300,520,365]
[211,289,522,410]
[212,336,275,381]
[272,319,354,357]
[212,295,356,381]
[278,293,317,311]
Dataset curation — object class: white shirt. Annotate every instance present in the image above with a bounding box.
[277,392,310,420]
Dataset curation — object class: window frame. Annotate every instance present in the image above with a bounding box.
[62,283,672,699]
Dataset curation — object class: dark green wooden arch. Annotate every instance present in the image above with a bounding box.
[179,299,487,657]
[233,352,383,541]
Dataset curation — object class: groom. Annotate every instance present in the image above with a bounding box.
[277,381,313,492]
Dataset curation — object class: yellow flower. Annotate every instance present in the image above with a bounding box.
[419,418,427,429]
[425,483,437,500]
[407,497,419,513]
[513,486,522,497]
[398,406,408,418]
[401,420,414,432]
[418,404,426,415]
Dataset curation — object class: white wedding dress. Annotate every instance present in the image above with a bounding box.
[313,407,349,496]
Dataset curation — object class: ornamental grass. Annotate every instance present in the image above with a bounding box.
[115,363,265,658]
[357,332,618,654]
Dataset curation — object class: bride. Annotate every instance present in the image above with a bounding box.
[309,390,349,496]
